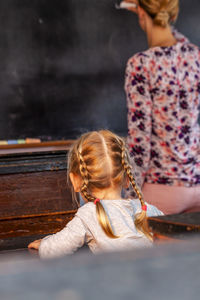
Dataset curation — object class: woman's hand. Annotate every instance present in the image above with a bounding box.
[121,0,138,14]
[28,239,42,250]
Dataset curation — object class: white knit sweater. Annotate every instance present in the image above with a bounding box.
[39,199,163,259]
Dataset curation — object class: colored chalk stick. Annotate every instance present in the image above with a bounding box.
[17,139,26,144]
[0,140,8,145]
[25,138,41,144]
[7,140,18,144]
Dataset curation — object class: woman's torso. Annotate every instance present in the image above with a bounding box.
[125,36,200,187]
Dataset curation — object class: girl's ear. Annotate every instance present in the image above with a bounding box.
[69,172,83,192]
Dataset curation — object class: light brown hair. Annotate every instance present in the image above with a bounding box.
[67,130,152,240]
[138,0,179,27]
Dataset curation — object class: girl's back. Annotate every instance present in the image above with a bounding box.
[78,199,163,253]
[39,199,163,258]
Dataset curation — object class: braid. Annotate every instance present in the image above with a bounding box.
[77,136,118,239]
[78,151,96,202]
[121,141,144,205]
[68,130,152,241]
[121,140,152,241]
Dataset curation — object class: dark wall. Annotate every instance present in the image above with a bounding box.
[0,0,199,140]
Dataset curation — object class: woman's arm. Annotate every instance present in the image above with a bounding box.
[125,54,152,188]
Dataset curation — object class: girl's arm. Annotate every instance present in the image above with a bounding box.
[125,54,152,188]
[28,239,42,250]
[28,215,88,259]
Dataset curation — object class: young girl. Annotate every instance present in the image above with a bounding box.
[28,130,163,259]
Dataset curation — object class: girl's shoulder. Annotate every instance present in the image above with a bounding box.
[76,199,164,218]
[76,202,95,217]
[146,203,164,217]
[129,199,164,217]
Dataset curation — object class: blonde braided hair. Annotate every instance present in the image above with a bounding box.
[121,140,152,241]
[77,148,119,238]
[78,150,95,202]
[68,131,119,238]
[67,130,152,240]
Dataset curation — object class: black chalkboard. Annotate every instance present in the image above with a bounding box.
[0,0,199,140]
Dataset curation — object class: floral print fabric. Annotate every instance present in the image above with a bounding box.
[125,30,200,187]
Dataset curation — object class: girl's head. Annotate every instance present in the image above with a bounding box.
[68,130,130,200]
[67,130,152,240]
[138,0,179,28]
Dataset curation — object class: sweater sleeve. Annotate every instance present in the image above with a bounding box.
[39,214,88,259]
[125,54,152,188]
[146,203,164,217]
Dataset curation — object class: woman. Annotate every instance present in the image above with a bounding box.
[123,0,200,214]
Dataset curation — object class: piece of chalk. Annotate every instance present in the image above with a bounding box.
[115,2,137,10]
[7,140,18,145]
[25,138,41,144]
[17,139,26,144]
[0,140,8,145]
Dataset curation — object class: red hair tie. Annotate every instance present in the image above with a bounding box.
[94,198,100,205]
[142,204,147,211]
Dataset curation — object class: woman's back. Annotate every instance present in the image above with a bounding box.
[124,0,200,214]
[125,34,200,186]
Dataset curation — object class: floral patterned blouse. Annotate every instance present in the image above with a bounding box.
[125,29,200,187]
